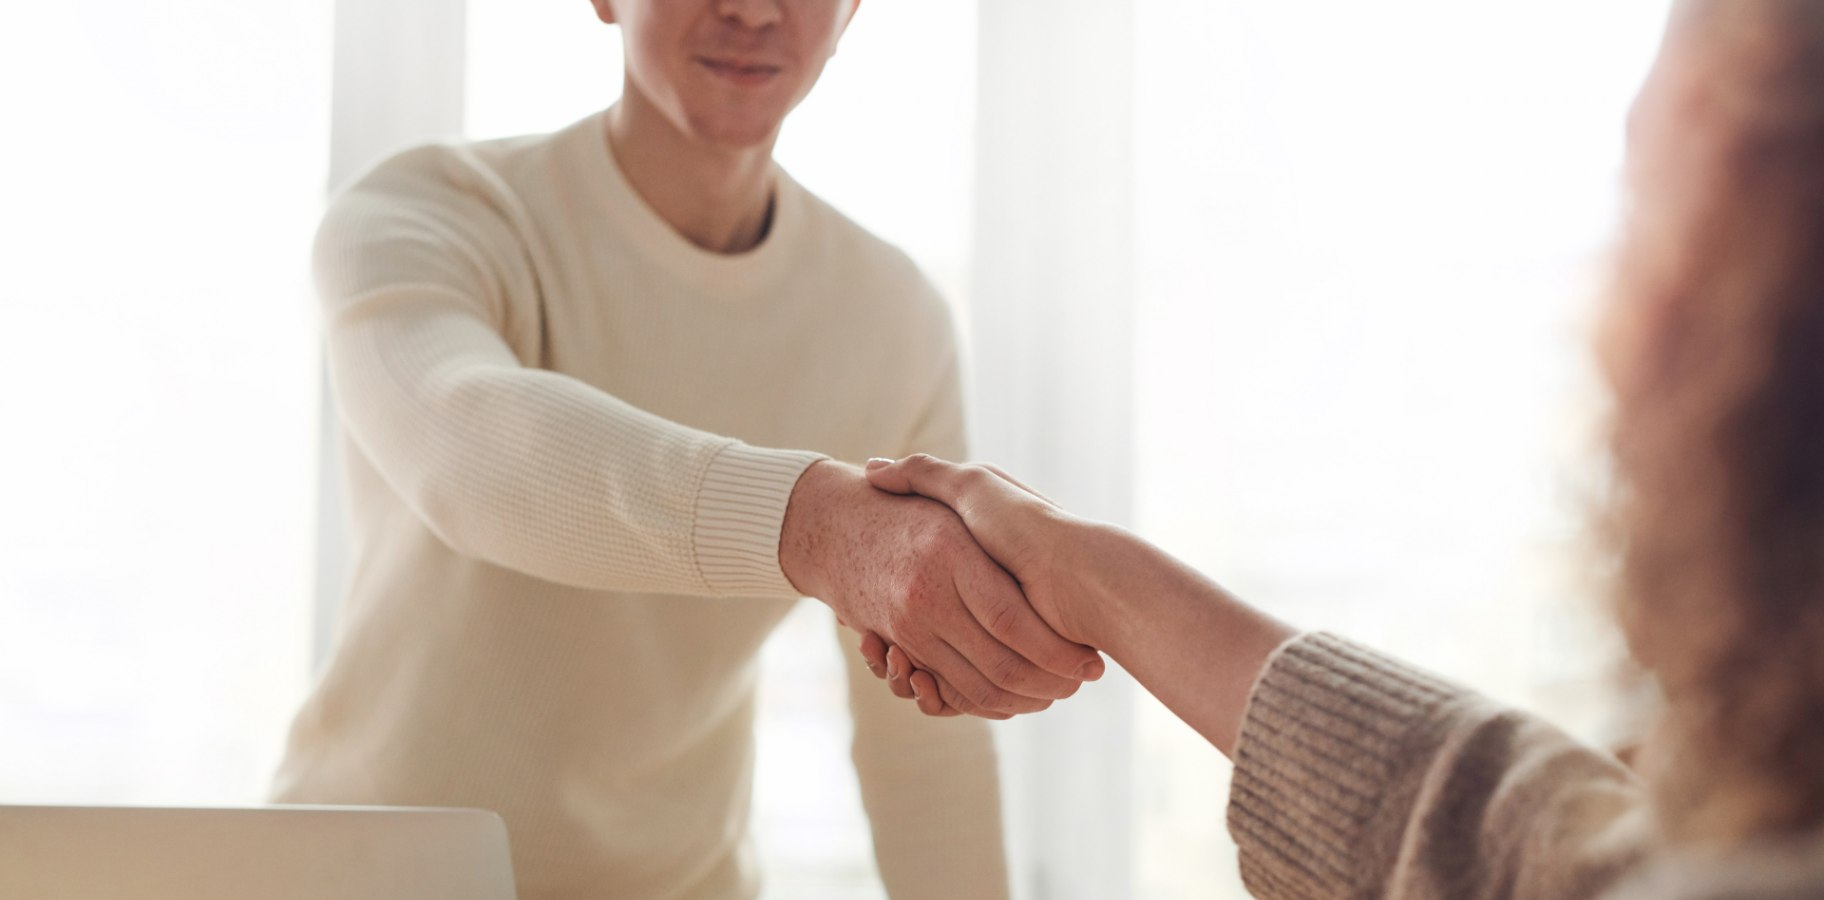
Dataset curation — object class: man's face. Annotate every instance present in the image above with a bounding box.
[593,0,861,148]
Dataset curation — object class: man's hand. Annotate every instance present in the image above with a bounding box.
[779,460,1104,718]
[863,455,1302,752]
[856,455,1104,717]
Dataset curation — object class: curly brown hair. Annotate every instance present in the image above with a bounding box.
[1608,0,1824,848]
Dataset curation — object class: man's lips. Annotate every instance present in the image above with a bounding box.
[696,56,783,86]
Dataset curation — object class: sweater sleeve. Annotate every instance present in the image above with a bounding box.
[844,335,1010,899]
[316,146,825,596]
[1226,632,1652,900]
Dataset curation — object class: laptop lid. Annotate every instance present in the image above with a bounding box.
[0,805,516,900]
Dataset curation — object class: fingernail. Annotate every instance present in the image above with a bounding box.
[1076,657,1105,681]
[910,680,922,700]
[865,458,892,471]
[886,657,898,679]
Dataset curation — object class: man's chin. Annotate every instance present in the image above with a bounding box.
[685,109,787,151]
[708,126,784,152]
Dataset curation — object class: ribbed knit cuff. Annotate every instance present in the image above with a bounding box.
[692,442,828,597]
[1226,632,1466,899]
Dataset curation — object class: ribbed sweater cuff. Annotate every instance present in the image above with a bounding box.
[692,442,828,597]
[1226,632,1466,899]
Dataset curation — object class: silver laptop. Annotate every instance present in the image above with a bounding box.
[0,805,516,900]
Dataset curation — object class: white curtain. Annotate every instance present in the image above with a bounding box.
[0,2,326,806]
[972,1,1141,897]
[312,0,470,662]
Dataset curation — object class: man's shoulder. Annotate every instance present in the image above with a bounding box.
[334,127,560,210]
[311,129,576,311]
[316,122,592,277]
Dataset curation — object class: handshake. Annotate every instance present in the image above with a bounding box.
[779,455,1108,720]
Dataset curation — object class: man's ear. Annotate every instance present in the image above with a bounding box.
[589,0,616,25]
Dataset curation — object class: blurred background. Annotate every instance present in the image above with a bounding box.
[0,1,1674,897]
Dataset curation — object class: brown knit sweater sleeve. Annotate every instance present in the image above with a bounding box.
[1226,632,1652,900]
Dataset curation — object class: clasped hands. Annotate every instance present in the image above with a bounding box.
[779,455,1105,720]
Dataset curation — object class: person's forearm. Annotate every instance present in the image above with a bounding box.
[1068,523,1299,757]
[332,312,825,596]
[778,459,846,598]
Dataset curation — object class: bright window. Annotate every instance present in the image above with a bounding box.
[1,3,1682,897]
[1129,2,1674,895]
[0,3,329,804]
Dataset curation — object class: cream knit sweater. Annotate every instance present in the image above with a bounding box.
[272,109,1007,900]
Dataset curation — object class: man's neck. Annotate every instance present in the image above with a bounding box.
[605,90,778,255]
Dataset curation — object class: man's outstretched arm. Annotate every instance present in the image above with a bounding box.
[321,147,1097,713]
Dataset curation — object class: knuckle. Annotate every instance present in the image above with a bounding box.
[894,577,940,616]
[914,522,960,557]
[982,686,1026,716]
[983,598,1022,641]
[937,684,975,716]
[1045,646,1089,678]
[883,604,917,636]
[906,591,946,623]
[913,568,950,598]
[987,652,1027,692]
[961,682,1003,714]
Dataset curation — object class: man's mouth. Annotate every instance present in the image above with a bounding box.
[696,56,784,86]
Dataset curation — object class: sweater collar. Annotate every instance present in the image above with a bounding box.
[563,107,808,300]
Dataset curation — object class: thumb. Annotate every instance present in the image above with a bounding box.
[864,454,967,508]
[864,456,913,494]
